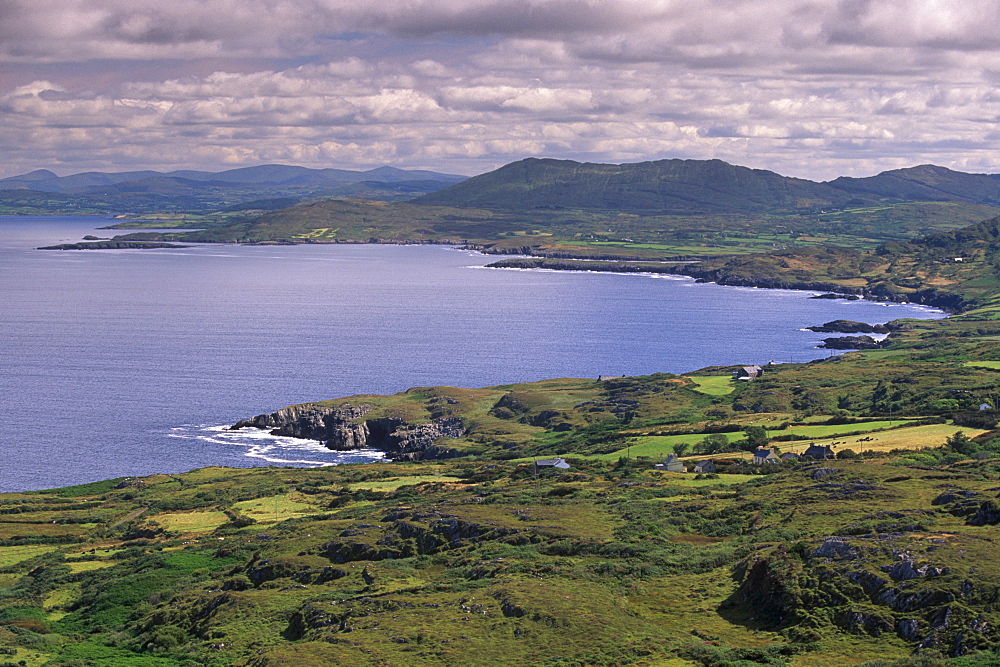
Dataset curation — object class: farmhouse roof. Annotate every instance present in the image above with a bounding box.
[535,457,570,469]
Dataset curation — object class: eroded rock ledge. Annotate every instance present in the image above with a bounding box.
[230,403,465,460]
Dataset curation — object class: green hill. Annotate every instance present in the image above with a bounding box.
[129,158,1000,256]
[413,157,866,213]
[416,158,1000,215]
[829,164,1000,205]
[0,165,465,216]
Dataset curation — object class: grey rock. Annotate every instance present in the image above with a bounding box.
[231,403,466,459]
[847,570,889,596]
[812,537,858,560]
[898,619,920,640]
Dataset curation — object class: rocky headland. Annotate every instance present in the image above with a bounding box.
[37,241,191,250]
[807,319,894,334]
[230,403,466,460]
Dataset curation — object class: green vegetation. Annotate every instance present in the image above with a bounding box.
[6,451,1000,664]
[109,158,1000,261]
[684,376,737,396]
[0,165,463,216]
[15,158,1000,663]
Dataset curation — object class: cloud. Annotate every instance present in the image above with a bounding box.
[1,1,1000,179]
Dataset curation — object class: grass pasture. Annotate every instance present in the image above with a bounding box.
[153,511,229,534]
[230,493,320,524]
[685,375,736,395]
[781,423,989,454]
[965,360,1000,369]
[646,473,748,487]
[348,475,461,490]
[65,560,116,574]
[596,420,985,461]
[779,419,916,439]
[0,544,58,568]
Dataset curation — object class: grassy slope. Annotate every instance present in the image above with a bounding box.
[5,458,1000,665]
[132,200,1000,260]
[117,155,1000,257]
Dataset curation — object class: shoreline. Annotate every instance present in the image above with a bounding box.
[482,256,966,313]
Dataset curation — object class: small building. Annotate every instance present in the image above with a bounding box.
[780,452,799,461]
[803,444,836,460]
[535,457,570,471]
[980,403,993,411]
[693,460,717,474]
[752,448,780,465]
[654,454,686,472]
[733,365,763,381]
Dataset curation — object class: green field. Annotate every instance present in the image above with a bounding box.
[685,375,736,395]
[155,510,230,533]
[0,544,58,568]
[230,493,321,524]
[965,360,1000,369]
[349,475,461,490]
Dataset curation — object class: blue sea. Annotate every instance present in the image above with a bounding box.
[0,216,945,491]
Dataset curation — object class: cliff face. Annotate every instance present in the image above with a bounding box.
[231,404,465,460]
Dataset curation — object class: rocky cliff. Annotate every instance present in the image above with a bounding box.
[230,403,466,460]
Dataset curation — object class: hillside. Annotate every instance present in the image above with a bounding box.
[124,158,1000,256]
[8,452,1000,666]
[416,158,1000,214]
[0,165,465,216]
[412,157,860,213]
[829,165,1000,205]
[666,215,1000,311]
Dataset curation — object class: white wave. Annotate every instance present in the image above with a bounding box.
[646,273,691,282]
[474,265,694,282]
[168,424,387,467]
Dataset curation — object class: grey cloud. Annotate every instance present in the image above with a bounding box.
[1,0,1000,180]
[100,11,218,45]
[353,0,675,38]
[822,0,1000,51]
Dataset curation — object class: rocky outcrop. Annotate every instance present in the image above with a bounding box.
[819,335,881,350]
[232,403,375,442]
[807,319,892,334]
[231,404,466,460]
[37,241,191,250]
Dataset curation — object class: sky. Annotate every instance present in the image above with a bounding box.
[2,0,1000,181]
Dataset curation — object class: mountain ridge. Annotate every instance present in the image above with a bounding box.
[414,157,1000,214]
[0,164,466,193]
[0,164,468,216]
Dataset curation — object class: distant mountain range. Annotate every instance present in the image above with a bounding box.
[414,158,1000,214]
[0,164,466,215]
[0,164,464,193]
[12,157,1000,255]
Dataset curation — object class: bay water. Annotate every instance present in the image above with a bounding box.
[0,216,945,491]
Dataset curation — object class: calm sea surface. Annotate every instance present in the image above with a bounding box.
[0,216,945,491]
